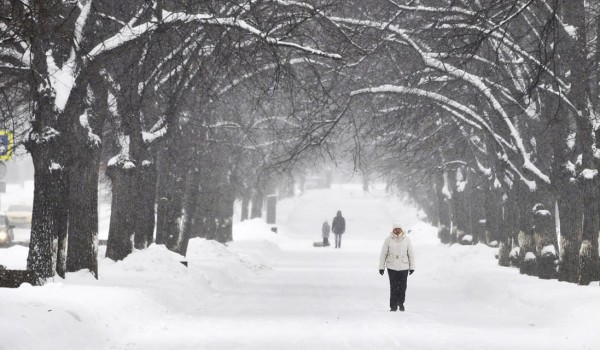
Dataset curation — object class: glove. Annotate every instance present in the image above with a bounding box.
[379,269,384,275]
[409,270,414,275]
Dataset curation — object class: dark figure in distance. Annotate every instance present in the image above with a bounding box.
[331,210,345,249]
[322,220,330,247]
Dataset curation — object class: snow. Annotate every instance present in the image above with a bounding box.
[524,252,537,262]
[581,168,598,180]
[493,176,501,189]
[456,180,466,192]
[1,184,600,349]
[541,245,557,258]
[566,161,576,174]
[564,25,577,39]
[123,161,135,169]
[142,128,167,144]
[79,111,101,147]
[45,50,75,111]
[49,161,63,172]
[509,246,520,259]
[535,210,551,217]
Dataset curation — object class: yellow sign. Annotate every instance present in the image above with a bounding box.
[0,131,13,160]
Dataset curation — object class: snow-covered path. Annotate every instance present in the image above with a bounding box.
[1,184,599,350]
[117,185,598,350]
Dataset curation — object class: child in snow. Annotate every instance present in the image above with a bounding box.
[322,220,330,246]
[379,222,415,312]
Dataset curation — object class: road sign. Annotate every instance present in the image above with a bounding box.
[0,131,13,161]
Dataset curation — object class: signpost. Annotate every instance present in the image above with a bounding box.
[0,130,11,211]
[0,163,4,210]
[0,131,13,161]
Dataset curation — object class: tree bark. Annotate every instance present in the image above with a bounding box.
[216,187,235,243]
[453,166,472,244]
[483,183,502,247]
[25,12,70,279]
[240,191,251,221]
[105,165,136,261]
[434,170,451,244]
[251,189,264,219]
[156,155,186,248]
[469,183,485,245]
[66,67,107,277]
[178,167,201,256]
[532,203,556,279]
[27,149,69,279]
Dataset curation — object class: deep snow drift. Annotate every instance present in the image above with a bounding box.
[1,184,599,350]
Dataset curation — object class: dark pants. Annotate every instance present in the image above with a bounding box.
[334,233,342,248]
[387,269,409,310]
[323,237,329,246]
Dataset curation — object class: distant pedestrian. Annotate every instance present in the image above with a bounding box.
[331,210,345,248]
[379,222,415,312]
[322,220,330,246]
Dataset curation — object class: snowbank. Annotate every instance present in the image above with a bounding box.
[0,219,281,350]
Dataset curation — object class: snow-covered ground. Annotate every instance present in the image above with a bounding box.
[1,184,599,350]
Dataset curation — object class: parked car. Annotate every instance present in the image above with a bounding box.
[0,213,15,246]
[6,204,32,228]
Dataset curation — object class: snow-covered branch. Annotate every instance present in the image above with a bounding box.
[397,33,550,185]
[216,57,330,96]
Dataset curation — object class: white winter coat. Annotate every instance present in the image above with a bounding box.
[379,232,415,271]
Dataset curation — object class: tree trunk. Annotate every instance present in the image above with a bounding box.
[501,191,520,267]
[362,170,370,192]
[483,183,502,247]
[105,165,136,260]
[251,189,264,219]
[240,191,251,221]
[137,162,157,249]
[179,167,201,256]
[532,203,556,279]
[216,187,235,243]
[556,191,581,283]
[428,176,440,227]
[514,183,536,276]
[155,128,193,248]
[470,183,485,245]
[27,148,69,279]
[156,159,185,247]
[434,171,451,244]
[453,166,472,244]
[561,0,599,285]
[67,153,100,276]
[66,68,107,277]
[25,16,71,279]
[105,73,158,259]
[578,174,599,284]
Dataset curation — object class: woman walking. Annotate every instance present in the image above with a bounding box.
[379,223,415,312]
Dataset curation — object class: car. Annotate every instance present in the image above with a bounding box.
[6,204,32,228]
[0,213,15,246]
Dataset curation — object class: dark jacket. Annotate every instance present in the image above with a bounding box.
[332,211,345,234]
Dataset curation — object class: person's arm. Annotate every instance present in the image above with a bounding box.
[407,237,415,271]
[379,238,389,271]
